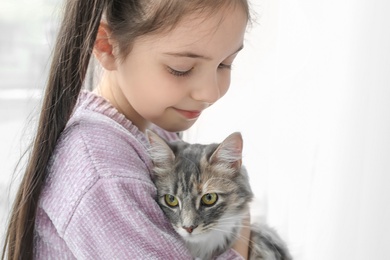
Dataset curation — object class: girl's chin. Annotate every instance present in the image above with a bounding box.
[154,120,198,133]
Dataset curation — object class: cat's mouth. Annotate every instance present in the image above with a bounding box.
[176,226,209,242]
[177,228,199,238]
[180,231,203,242]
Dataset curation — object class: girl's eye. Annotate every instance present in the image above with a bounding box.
[218,63,232,70]
[201,193,218,206]
[167,67,192,77]
[164,194,179,207]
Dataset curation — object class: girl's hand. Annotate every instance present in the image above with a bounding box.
[231,210,251,259]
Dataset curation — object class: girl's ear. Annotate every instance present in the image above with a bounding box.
[93,23,117,71]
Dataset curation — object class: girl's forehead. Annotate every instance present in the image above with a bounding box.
[171,8,246,40]
[139,7,247,58]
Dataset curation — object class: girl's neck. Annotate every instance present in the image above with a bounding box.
[94,71,150,132]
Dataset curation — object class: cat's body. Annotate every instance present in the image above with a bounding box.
[147,131,292,260]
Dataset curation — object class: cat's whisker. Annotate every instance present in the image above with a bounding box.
[215,211,247,219]
[208,227,256,247]
[216,222,253,231]
[218,220,251,227]
[217,214,247,221]
[217,217,251,226]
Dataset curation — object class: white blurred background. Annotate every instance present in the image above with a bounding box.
[1,0,390,259]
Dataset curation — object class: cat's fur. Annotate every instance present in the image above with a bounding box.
[147,131,292,260]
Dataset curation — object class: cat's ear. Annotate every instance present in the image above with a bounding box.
[146,130,175,168]
[210,132,243,170]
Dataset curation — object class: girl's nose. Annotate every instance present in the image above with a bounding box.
[191,74,222,104]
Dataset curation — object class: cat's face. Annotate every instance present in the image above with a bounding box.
[147,131,253,242]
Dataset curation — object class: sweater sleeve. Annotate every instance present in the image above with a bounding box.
[63,177,192,259]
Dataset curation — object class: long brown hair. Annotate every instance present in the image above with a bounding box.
[2,1,250,259]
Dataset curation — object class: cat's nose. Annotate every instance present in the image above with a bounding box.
[182,225,198,234]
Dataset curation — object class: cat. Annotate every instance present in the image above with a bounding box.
[147,131,292,260]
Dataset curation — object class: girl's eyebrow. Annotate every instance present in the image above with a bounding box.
[163,44,244,60]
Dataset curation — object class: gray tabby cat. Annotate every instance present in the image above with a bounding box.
[147,131,292,260]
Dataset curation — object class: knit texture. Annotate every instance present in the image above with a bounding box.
[34,90,243,259]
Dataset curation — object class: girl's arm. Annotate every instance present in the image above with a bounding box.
[62,176,191,259]
[62,176,245,259]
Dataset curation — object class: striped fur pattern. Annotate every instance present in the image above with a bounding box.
[147,131,292,260]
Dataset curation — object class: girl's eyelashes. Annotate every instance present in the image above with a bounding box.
[167,67,193,77]
[218,63,233,70]
[167,63,233,77]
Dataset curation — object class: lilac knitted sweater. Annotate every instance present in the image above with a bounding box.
[34,91,242,259]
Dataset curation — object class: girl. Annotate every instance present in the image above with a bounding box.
[3,0,251,259]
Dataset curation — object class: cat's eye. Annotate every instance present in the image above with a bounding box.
[201,193,218,206]
[164,194,179,207]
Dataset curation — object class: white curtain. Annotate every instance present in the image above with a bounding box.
[183,0,390,259]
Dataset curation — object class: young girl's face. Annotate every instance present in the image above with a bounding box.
[100,6,248,132]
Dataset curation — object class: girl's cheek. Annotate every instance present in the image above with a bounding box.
[219,76,231,97]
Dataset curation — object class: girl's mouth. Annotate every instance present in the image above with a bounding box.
[174,108,201,120]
